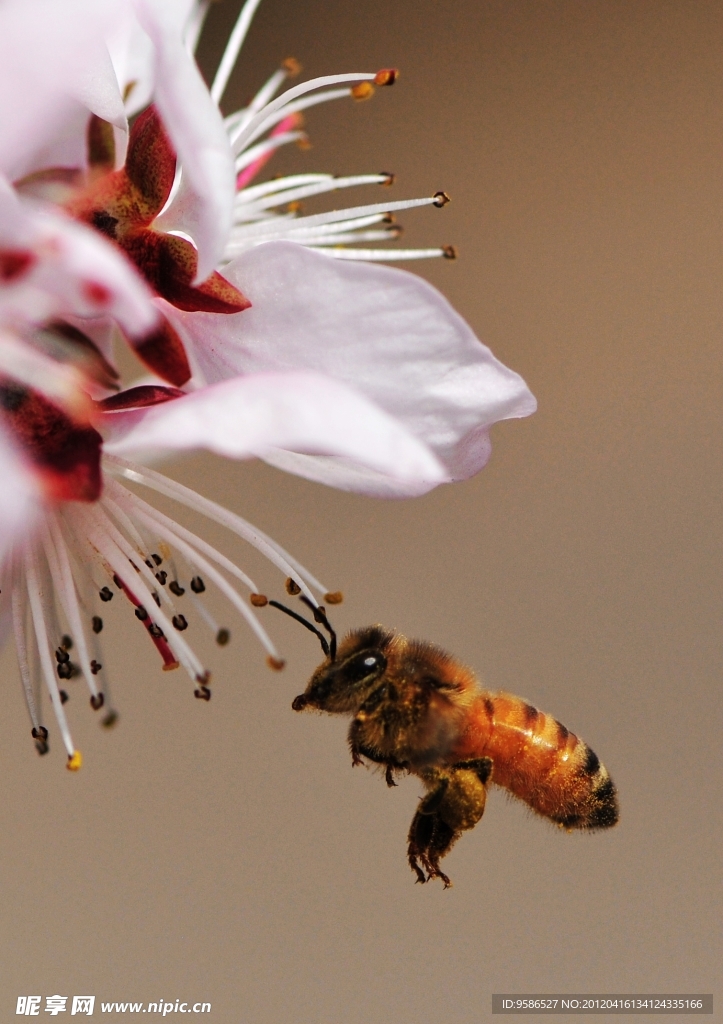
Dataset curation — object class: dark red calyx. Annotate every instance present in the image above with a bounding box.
[0,249,35,281]
[87,115,116,174]
[121,229,251,314]
[98,384,185,412]
[41,321,120,391]
[132,315,192,387]
[0,381,102,502]
[125,105,177,221]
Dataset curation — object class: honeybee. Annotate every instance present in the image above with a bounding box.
[271,595,619,887]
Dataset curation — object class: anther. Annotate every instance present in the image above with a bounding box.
[374,68,398,86]
[113,574,123,588]
[145,559,153,569]
[169,580,185,597]
[285,578,301,596]
[155,570,168,585]
[216,628,230,646]
[55,647,70,664]
[324,591,344,605]
[351,82,375,101]
[433,191,451,207]
[35,737,49,755]
[148,624,165,639]
[172,614,188,631]
[380,172,395,186]
[90,693,105,710]
[196,670,211,686]
[282,56,301,76]
[90,660,102,675]
[102,710,118,728]
[66,750,83,771]
[59,690,69,704]
[32,726,48,740]
[135,606,148,621]
[57,662,72,680]
[250,593,268,607]
[99,586,114,602]
[151,553,162,566]
[152,591,161,607]
[190,575,205,594]
[92,616,103,634]
[194,685,211,701]
[61,635,73,650]
[442,245,458,259]
[267,656,286,671]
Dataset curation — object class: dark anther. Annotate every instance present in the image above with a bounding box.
[152,591,161,607]
[194,685,211,701]
[32,726,49,740]
[61,634,73,650]
[92,616,103,634]
[169,580,185,597]
[90,660,102,675]
[55,647,70,664]
[216,628,230,646]
[285,577,301,595]
[102,710,118,728]
[155,570,168,585]
[59,690,69,704]
[148,624,165,639]
[250,593,268,607]
[135,606,149,621]
[99,586,114,602]
[433,190,451,207]
[145,559,153,569]
[172,614,188,631]
[90,693,105,710]
[113,574,123,589]
[190,576,205,594]
[57,662,72,680]
[380,171,395,186]
[152,553,162,565]
[442,245,457,259]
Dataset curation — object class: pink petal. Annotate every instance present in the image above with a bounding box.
[165,241,536,493]
[0,426,42,567]
[0,185,157,337]
[101,371,445,488]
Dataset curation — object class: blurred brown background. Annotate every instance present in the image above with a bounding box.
[1,1,721,1020]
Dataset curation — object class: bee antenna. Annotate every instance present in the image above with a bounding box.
[298,595,337,661]
[268,600,330,658]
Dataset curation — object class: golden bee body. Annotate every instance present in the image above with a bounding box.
[293,626,618,886]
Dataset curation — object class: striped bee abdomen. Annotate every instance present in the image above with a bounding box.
[453,692,618,830]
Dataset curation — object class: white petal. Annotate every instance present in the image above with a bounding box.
[133,0,236,280]
[0,0,119,179]
[166,241,537,490]
[101,372,445,488]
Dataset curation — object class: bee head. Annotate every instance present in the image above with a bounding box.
[293,626,395,714]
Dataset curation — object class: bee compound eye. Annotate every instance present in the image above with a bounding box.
[364,656,378,668]
[342,650,387,685]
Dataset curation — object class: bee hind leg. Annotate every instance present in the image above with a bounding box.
[407,807,455,887]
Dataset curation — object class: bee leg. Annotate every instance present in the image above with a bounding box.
[406,777,455,886]
[452,757,493,785]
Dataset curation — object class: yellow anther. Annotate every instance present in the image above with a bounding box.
[285,578,301,595]
[296,136,313,151]
[67,750,83,771]
[351,82,375,101]
[267,656,286,671]
[324,591,344,605]
[374,68,398,86]
[250,593,268,607]
[282,57,302,76]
